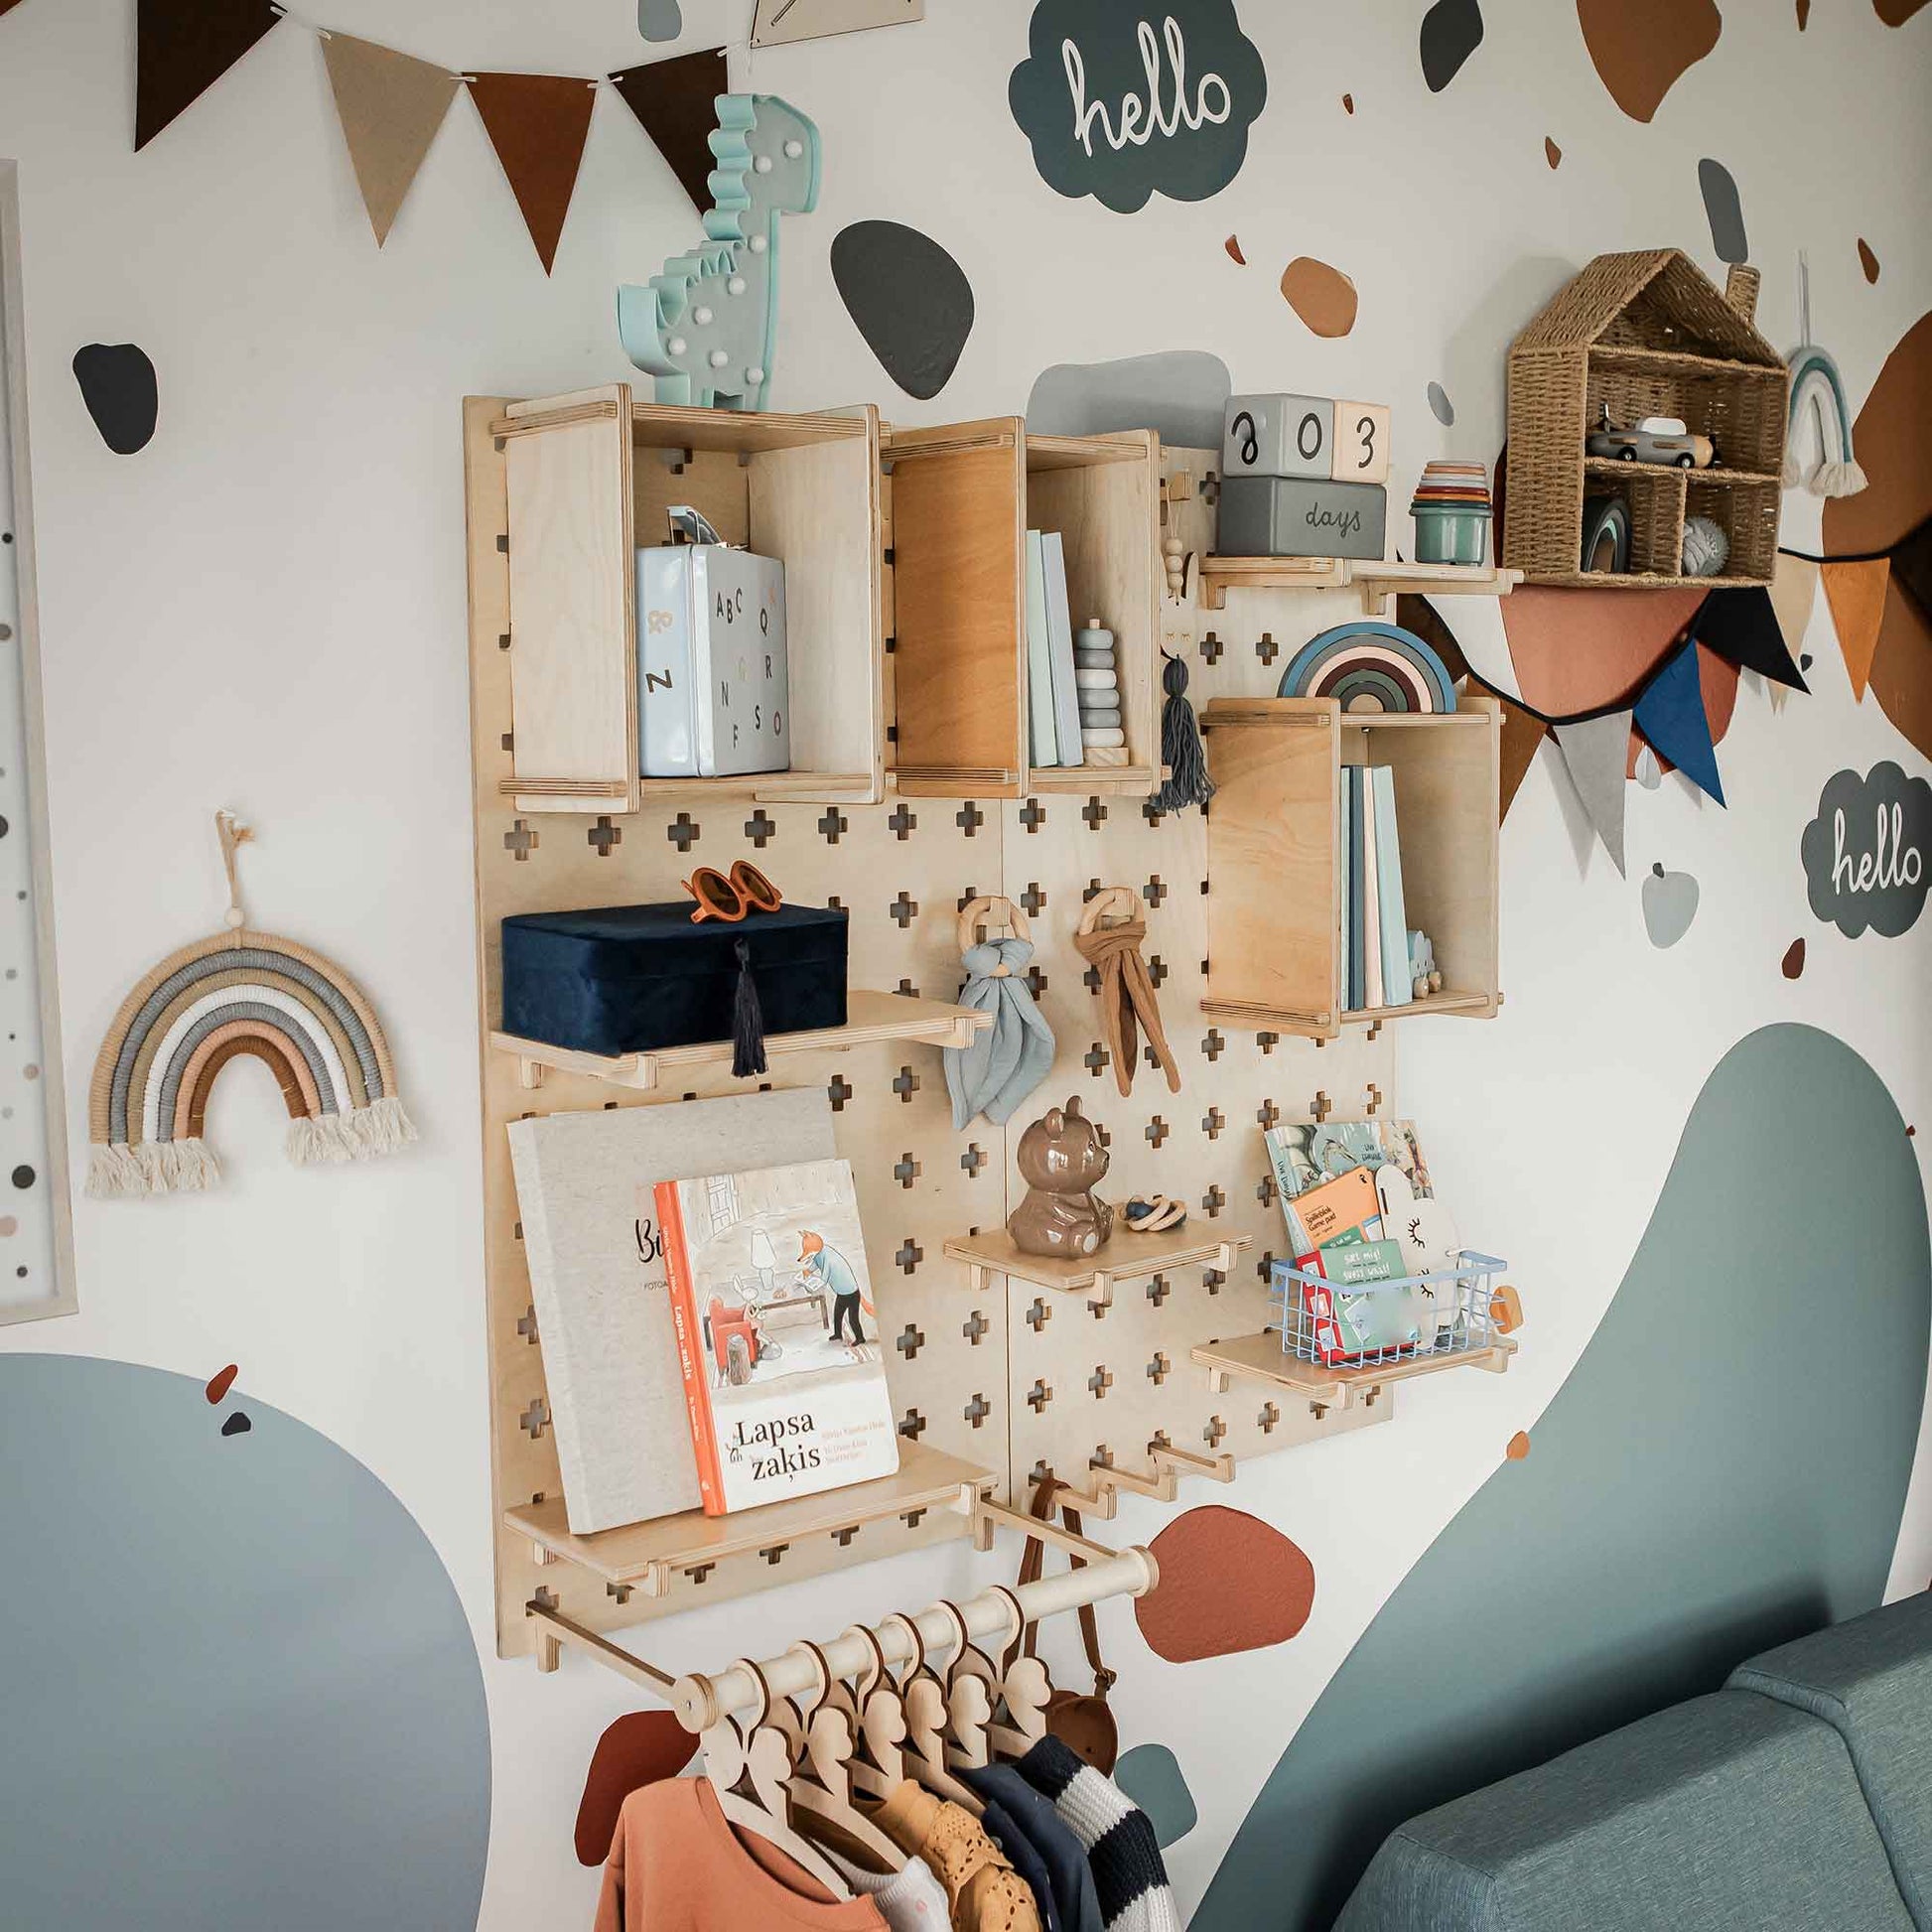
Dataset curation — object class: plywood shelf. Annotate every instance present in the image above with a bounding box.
[944,1226,1251,1308]
[1201,697,1502,1042]
[1198,555,1521,613]
[492,989,991,1093]
[1026,764,1158,796]
[1192,1329,1516,1410]
[505,1440,997,1596]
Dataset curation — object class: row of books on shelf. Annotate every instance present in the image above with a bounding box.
[509,1090,899,1536]
[1340,762,1415,1013]
[1025,528,1119,767]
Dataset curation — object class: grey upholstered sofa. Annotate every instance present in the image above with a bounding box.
[1336,1591,1932,1931]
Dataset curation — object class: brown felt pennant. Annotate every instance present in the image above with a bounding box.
[321,32,461,246]
[611,48,728,215]
[1822,557,1892,699]
[136,0,282,151]
[469,72,598,275]
[1498,699,1548,823]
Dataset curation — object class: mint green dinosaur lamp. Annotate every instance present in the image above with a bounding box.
[617,93,822,412]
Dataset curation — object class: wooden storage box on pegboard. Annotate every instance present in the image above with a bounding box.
[1503,251,1789,589]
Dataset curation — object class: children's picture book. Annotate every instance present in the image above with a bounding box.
[1301,1236,1407,1287]
[655,1157,899,1517]
[1267,1118,1432,1253]
[1290,1163,1383,1254]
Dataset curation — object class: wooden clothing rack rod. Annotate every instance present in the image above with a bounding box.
[671,1544,1158,1731]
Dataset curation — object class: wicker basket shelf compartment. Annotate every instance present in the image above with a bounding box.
[1503,250,1788,591]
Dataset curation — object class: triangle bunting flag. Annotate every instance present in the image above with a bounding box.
[611,48,730,214]
[1691,586,1809,692]
[469,72,598,275]
[1633,640,1725,806]
[1553,712,1633,876]
[1498,699,1548,825]
[321,32,461,246]
[136,0,283,150]
[1821,556,1892,700]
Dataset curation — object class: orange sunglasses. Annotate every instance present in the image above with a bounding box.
[683,860,784,924]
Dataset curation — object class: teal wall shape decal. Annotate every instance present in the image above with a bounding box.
[1115,1742,1199,1848]
[1194,1025,1931,1931]
[618,93,821,411]
[0,1355,489,1930]
[1008,0,1267,214]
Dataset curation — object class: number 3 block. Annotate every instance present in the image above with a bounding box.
[1331,401,1391,484]
[1223,393,1333,480]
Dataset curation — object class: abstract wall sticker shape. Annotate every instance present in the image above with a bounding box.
[618,93,820,410]
[1698,158,1748,265]
[1195,1027,1931,1932]
[638,0,683,40]
[1009,0,1268,214]
[1782,936,1806,977]
[0,1354,489,1929]
[1545,136,1562,168]
[70,344,158,455]
[1115,1743,1198,1848]
[319,32,461,247]
[1873,0,1929,23]
[1575,0,1721,122]
[751,0,924,48]
[1280,256,1358,338]
[135,0,283,149]
[1135,1505,1314,1662]
[610,47,731,215]
[1420,0,1484,92]
[1427,380,1454,427]
[1824,310,1932,758]
[1027,349,1231,451]
[1504,1430,1531,1459]
[1860,238,1882,283]
[1641,863,1700,947]
[468,71,598,274]
[577,1712,700,1864]
[1802,761,1931,938]
[830,220,974,400]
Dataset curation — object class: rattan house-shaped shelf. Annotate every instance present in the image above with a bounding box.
[1503,250,1788,590]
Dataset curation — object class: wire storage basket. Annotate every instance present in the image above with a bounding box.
[1270,1251,1507,1369]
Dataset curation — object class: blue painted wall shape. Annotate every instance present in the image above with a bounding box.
[1194,1024,1932,1930]
[0,1355,490,1931]
[618,93,821,411]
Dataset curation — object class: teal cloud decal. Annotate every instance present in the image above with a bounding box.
[1194,1026,1931,1930]
[1009,0,1267,213]
[1803,760,1931,938]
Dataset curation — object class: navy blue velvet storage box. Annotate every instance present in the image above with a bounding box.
[500,902,849,1056]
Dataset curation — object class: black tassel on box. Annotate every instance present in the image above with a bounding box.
[731,935,768,1077]
[1152,649,1214,813]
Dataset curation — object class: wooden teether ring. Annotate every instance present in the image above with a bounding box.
[1076,885,1142,935]
[957,894,1032,977]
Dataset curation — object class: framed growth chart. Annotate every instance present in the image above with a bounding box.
[0,163,76,1322]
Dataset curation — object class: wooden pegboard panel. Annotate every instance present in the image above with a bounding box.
[467,412,1410,1660]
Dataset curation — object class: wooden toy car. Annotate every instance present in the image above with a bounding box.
[1587,411,1719,470]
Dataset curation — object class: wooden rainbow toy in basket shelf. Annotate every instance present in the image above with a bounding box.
[85,812,416,1198]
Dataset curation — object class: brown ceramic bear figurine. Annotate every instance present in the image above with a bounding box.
[1008,1094,1114,1259]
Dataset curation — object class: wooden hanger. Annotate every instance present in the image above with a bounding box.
[934,1599,997,1771]
[701,1657,854,1900]
[984,1586,1051,1759]
[783,1640,907,1875]
[956,895,1032,978]
[885,1611,985,1814]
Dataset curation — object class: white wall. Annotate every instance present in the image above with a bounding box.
[1,0,1928,1922]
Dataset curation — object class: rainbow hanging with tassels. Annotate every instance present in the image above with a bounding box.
[1783,345,1868,500]
[86,813,416,1198]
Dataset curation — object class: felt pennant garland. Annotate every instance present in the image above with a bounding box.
[1553,712,1633,876]
[1691,586,1810,692]
[1634,639,1725,806]
[320,30,461,246]
[469,72,599,275]
[136,0,283,150]
[610,47,731,214]
[1821,557,1893,699]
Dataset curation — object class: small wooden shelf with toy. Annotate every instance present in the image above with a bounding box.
[1200,697,1501,1040]
[1191,1328,1516,1409]
[505,1439,997,1603]
[469,387,886,815]
[490,988,992,1093]
[943,1225,1250,1310]
[886,421,1161,799]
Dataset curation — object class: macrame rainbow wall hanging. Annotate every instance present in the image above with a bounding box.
[85,814,415,1198]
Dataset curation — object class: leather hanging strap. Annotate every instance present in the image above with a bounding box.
[1017,1476,1115,1699]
